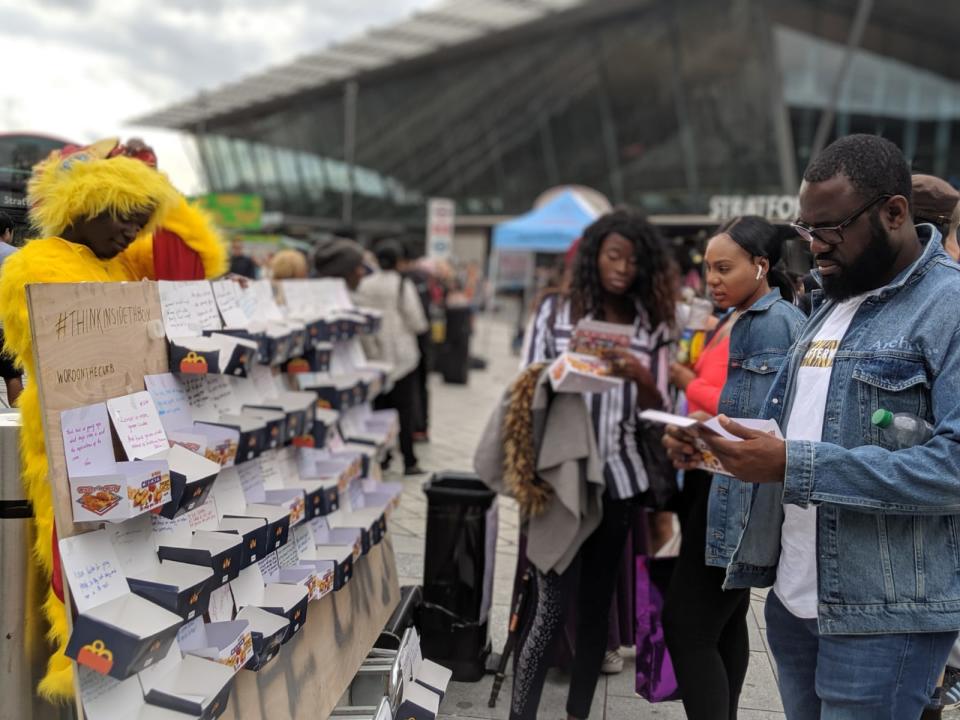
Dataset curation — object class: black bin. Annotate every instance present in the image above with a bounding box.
[437,306,472,385]
[419,472,497,681]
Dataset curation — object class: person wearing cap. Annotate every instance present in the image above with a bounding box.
[912,174,960,261]
[313,237,368,289]
[0,144,183,700]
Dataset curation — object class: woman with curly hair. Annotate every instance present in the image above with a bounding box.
[512,208,675,720]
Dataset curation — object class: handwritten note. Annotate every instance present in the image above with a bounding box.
[249,364,281,401]
[152,501,220,542]
[176,616,205,648]
[277,540,300,568]
[208,583,235,622]
[247,280,285,322]
[107,391,169,460]
[211,466,247,517]
[258,551,280,583]
[230,564,266,608]
[308,516,331,546]
[159,281,223,337]
[108,514,157,576]
[237,461,266,503]
[61,402,115,476]
[59,530,129,613]
[144,373,193,434]
[258,450,283,489]
[292,524,314,558]
[212,280,253,328]
[80,668,143,720]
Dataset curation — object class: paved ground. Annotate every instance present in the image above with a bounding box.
[385,311,787,719]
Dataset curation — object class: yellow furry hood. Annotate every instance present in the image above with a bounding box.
[123,196,229,280]
[28,152,179,238]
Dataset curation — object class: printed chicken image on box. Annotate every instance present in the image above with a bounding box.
[61,401,172,523]
[308,517,361,590]
[638,410,783,475]
[176,617,253,674]
[60,530,183,680]
[548,352,624,395]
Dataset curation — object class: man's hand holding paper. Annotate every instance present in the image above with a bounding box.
[642,410,786,481]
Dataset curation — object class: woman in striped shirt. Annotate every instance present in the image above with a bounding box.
[512,209,675,720]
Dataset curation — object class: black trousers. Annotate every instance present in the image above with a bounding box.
[374,369,419,469]
[510,497,634,720]
[414,332,431,434]
[662,471,750,720]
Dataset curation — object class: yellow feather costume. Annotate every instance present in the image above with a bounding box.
[0,148,223,702]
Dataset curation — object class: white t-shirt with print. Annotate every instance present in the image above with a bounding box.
[774,294,869,619]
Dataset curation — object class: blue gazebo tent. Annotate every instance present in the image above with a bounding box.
[492,189,599,254]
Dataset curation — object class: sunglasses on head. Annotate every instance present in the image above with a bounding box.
[791,194,892,246]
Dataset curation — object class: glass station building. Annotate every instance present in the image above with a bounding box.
[138,0,960,231]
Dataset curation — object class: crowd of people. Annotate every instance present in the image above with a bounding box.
[477,133,960,720]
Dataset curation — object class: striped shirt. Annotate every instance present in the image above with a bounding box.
[522,295,673,500]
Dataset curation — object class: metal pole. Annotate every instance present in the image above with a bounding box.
[809,0,874,160]
[343,80,359,225]
[0,411,69,720]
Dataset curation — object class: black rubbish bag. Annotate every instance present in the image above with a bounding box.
[437,306,472,385]
[419,472,497,681]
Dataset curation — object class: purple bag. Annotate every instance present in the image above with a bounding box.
[635,555,681,702]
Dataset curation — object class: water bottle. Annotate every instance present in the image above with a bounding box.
[871,408,934,449]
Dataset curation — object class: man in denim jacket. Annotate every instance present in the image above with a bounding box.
[667,135,960,719]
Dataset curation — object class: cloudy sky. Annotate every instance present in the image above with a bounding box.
[0,0,437,193]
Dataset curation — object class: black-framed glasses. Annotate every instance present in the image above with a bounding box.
[791,194,892,245]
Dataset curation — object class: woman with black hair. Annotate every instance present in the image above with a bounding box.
[512,209,675,720]
[662,216,805,720]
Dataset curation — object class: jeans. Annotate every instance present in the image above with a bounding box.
[765,591,954,720]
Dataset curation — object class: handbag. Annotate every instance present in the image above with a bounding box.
[637,419,680,511]
[635,555,680,702]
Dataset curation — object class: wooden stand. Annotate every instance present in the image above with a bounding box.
[25,281,400,720]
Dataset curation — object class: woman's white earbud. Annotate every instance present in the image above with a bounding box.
[755,265,764,280]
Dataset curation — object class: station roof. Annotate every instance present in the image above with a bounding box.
[133,0,584,130]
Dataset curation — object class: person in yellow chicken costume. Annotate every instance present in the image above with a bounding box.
[0,138,227,701]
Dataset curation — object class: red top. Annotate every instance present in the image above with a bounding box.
[686,333,730,416]
[153,228,205,280]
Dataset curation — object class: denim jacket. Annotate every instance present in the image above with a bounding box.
[705,289,805,569]
[725,225,960,635]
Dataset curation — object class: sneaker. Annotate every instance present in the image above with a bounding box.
[601,649,623,675]
[942,666,960,708]
[404,466,426,476]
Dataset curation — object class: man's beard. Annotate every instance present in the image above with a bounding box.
[820,213,898,302]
